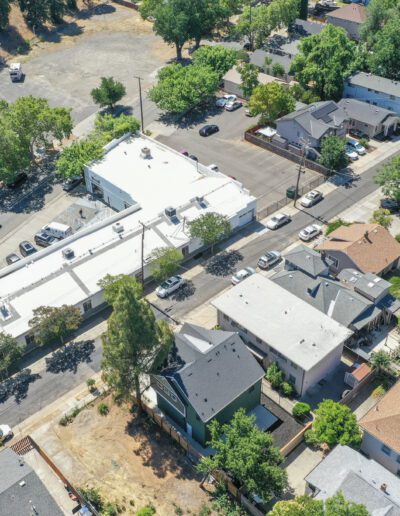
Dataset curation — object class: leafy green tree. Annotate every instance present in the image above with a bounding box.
[299,0,308,21]
[269,492,368,516]
[149,63,219,114]
[318,136,348,171]
[188,212,231,253]
[370,350,392,372]
[47,0,66,23]
[301,89,321,104]
[192,45,238,79]
[290,25,357,100]
[101,279,174,407]
[98,274,143,304]
[55,138,104,178]
[91,77,126,111]
[375,155,400,202]
[325,492,368,516]
[249,81,295,125]
[190,0,226,49]
[272,62,285,77]
[197,409,288,502]
[370,208,393,229]
[305,399,362,448]
[265,362,284,389]
[0,332,26,380]
[94,113,140,142]
[29,305,83,345]
[360,0,400,44]
[18,0,49,27]
[292,402,311,419]
[237,63,259,98]
[150,247,183,283]
[136,506,156,516]
[0,0,11,30]
[368,14,400,80]
[0,122,31,183]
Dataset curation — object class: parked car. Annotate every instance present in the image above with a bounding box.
[299,224,322,242]
[199,124,219,137]
[345,146,359,161]
[62,176,82,192]
[231,266,256,285]
[347,138,366,155]
[225,100,243,112]
[300,190,323,208]
[189,155,198,162]
[257,251,281,270]
[19,240,37,257]
[208,164,219,172]
[349,128,368,140]
[266,213,291,230]
[0,425,13,443]
[6,253,21,265]
[6,172,28,189]
[380,198,400,213]
[34,231,59,248]
[215,95,236,108]
[156,275,186,298]
[42,222,73,239]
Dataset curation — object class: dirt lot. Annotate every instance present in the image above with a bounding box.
[52,397,212,515]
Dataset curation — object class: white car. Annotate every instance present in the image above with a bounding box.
[299,224,322,242]
[215,94,236,108]
[347,138,366,156]
[0,424,13,442]
[231,266,256,285]
[208,164,219,172]
[266,213,291,230]
[300,190,323,208]
[156,275,186,298]
[345,146,359,161]
[257,251,281,270]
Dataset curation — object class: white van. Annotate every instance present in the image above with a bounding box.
[42,222,73,239]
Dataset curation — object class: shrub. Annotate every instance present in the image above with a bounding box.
[59,415,71,426]
[292,402,311,419]
[265,362,284,389]
[325,218,351,236]
[280,381,294,397]
[87,378,96,392]
[372,385,386,398]
[136,505,156,516]
[396,234,400,243]
[98,402,109,416]
[359,137,369,149]
[79,486,103,511]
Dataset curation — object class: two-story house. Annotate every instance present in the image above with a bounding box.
[344,72,400,115]
[326,4,366,40]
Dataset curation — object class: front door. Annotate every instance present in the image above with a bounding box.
[186,422,193,437]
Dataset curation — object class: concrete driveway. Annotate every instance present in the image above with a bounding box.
[155,105,320,212]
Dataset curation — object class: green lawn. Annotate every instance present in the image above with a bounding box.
[389,275,400,299]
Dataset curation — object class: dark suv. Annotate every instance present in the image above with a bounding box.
[34,231,58,247]
[380,198,400,213]
[19,241,37,257]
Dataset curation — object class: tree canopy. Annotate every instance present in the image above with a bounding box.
[249,81,295,125]
[0,332,25,380]
[238,63,259,98]
[98,274,143,304]
[305,399,362,448]
[318,136,348,171]
[198,409,288,502]
[370,208,393,229]
[28,305,83,345]
[269,492,368,516]
[55,138,104,178]
[91,77,126,111]
[94,113,140,141]
[290,25,357,100]
[368,14,400,80]
[192,45,238,79]
[360,0,400,45]
[150,247,183,283]
[149,63,219,114]
[375,155,400,201]
[188,212,231,253]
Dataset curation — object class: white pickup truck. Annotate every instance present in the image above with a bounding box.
[9,63,23,82]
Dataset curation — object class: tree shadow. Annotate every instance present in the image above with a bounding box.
[0,26,28,55]
[170,280,196,302]
[37,22,83,44]
[77,3,116,20]
[205,250,243,277]
[45,340,95,374]
[157,103,224,130]
[125,412,202,480]
[0,369,41,405]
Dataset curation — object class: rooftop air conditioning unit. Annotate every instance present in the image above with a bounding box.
[196,196,204,203]
[112,222,124,234]
[165,206,176,218]
[62,248,75,260]
[140,147,151,159]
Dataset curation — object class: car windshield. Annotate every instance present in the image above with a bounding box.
[160,280,173,289]
[271,216,280,222]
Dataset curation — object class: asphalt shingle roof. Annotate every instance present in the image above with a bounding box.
[162,324,264,423]
[346,72,400,99]
[285,244,329,277]
[338,98,397,127]
[327,4,366,23]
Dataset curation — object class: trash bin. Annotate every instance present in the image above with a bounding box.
[286,185,298,199]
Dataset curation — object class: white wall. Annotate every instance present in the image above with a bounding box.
[344,83,400,115]
[302,342,344,394]
[361,431,400,475]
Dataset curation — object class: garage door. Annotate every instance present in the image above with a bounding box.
[238,209,254,226]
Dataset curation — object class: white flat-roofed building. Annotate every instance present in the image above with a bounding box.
[212,274,352,395]
[0,134,256,347]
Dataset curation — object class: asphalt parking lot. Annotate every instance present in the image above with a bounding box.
[156,104,320,212]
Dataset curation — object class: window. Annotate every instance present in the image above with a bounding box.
[83,300,92,313]
[223,314,229,321]
[170,393,177,402]
[390,95,395,100]
[289,375,296,384]
[290,361,298,370]
[256,337,262,344]
[25,333,35,346]
[382,444,391,456]
[182,246,189,257]
[231,320,238,328]
[397,455,400,464]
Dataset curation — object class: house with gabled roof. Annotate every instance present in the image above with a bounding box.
[326,4,367,40]
[150,323,264,447]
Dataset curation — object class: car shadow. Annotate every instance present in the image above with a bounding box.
[205,250,243,277]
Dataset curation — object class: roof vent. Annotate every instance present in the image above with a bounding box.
[112,222,124,234]
[19,481,26,487]
[140,147,151,159]
[196,196,204,203]
[165,206,176,218]
[62,248,74,260]
[381,483,388,493]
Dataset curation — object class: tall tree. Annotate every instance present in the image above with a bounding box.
[0,0,11,30]
[47,0,66,23]
[94,113,140,142]
[249,81,295,125]
[98,274,143,304]
[325,492,368,516]
[360,0,400,44]
[290,25,357,100]
[192,45,238,79]
[18,0,49,28]
[269,492,368,516]
[0,332,26,380]
[152,0,192,60]
[237,63,259,98]
[305,399,362,449]
[29,305,83,345]
[101,279,174,407]
[375,155,400,201]
[370,350,392,373]
[55,138,104,178]
[150,247,183,283]
[188,212,231,254]
[368,15,400,80]
[299,0,308,21]
[318,136,348,172]
[197,409,288,502]
[91,77,126,111]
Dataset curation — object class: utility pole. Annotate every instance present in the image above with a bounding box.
[139,221,147,289]
[134,76,144,133]
[294,141,308,207]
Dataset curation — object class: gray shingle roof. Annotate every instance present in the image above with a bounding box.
[277,101,347,140]
[294,18,324,36]
[0,448,64,516]
[338,268,391,300]
[162,324,264,423]
[338,98,397,127]
[250,49,294,73]
[271,269,380,330]
[285,244,329,277]
[305,445,400,515]
[346,72,400,98]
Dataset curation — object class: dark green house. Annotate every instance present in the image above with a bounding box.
[150,323,264,447]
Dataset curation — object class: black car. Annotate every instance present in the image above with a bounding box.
[199,124,219,137]
[62,177,82,192]
[6,172,28,189]
[189,155,198,162]
[6,253,21,265]
[19,240,37,257]
[380,198,400,213]
[34,231,58,247]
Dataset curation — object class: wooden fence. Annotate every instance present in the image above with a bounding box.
[279,421,313,458]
